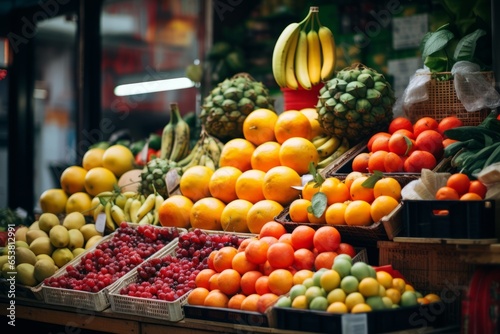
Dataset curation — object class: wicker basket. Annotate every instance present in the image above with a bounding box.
[404,72,494,126]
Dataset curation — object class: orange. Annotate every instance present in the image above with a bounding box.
[82,147,105,171]
[208,273,220,290]
[250,141,282,173]
[376,271,393,289]
[207,251,217,271]
[267,242,295,269]
[262,166,302,206]
[385,288,401,304]
[314,251,338,270]
[349,176,374,203]
[234,169,266,203]
[190,197,226,230]
[213,246,238,273]
[219,138,255,172]
[373,177,401,201]
[228,294,246,310]
[39,188,68,215]
[352,153,371,173]
[368,150,389,173]
[237,237,257,253]
[413,117,439,137]
[358,277,380,297]
[65,192,92,215]
[425,293,441,303]
[313,225,341,253]
[268,269,294,295]
[367,132,391,152]
[388,117,413,134]
[370,195,399,223]
[259,221,287,240]
[204,290,229,308]
[371,136,390,152]
[435,186,460,200]
[291,225,316,250]
[443,138,458,148]
[257,293,280,313]
[460,192,483,200]
[187,287,210,306]
[240,270,263,296]
[344,171,364,191]
[246,200,284,234]
[279,137,319,175]
[274,110,312,143]
[255,275,271,295]
[195,269,217,289]
[469,180,487,199]
[320,177,350,205]
[293,248,315,271]
[325,202,348,225]
[60,166,87,195]
[392,278,406,294]
[179,165,214,202]
[84,167,118,197]
[351,303,372,313]
[384,152,405,173]
[438,116,463,137]
[102,144,135,178]
[242,108,279,146]
[300,107,325,139]
[279,233,293,246]
[217,268,241,295]
[208,166,242,203]
[158,195,193,228]
[260,260,275,276]
[289,198,312,223]
[415,129,444,159]
[403,150,437,173]
[240,294,261,312]
[293,269,314,285]
[245,239,270,265]
[345,200,373,226]
[393,128,415,140]
[302,181,321,201]
[446,173,470,196]
[388,133,415,156]
[220,199,253,233]
[232,251,259,275]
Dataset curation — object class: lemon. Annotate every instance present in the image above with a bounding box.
[65,192,93,215]
[82,147,105,171]
[63,212,86,230]
[39,188,68,215]
[84,167,117,197]
[102,145,135,178]
[60,166,87,195]
[38,213,60,233]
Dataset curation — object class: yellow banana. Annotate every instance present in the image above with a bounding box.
[180,145,205,173]
[206,136,222,165]
[136,193,156,221]
[123,197,133,222]
[138,212,154,225]
[307,29,321,85]
[122,191,138,199]
[129,199,142,224]
[312,134,331,148]
[152,194,164,226]
[318,25,336,81]
[284,27,300,90]
[295,30,312,90]
[316,135,341,159]
[328,137,350,161]
[160,116,175,160]
[111,205,126,225]
[317,154,336,169]
[104,202,116,232]
[204,155,216,171]
[169,103,190,162]
[93,203,104,223]
[272,22,301,88]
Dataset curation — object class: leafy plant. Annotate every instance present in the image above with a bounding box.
[420,0,491,80]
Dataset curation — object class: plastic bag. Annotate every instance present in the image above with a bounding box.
[401,169,451,200]
[393,68,432,117]
[451,61,500,112]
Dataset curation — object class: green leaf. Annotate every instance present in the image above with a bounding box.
[453,29,486,61]
[310,192,327,218]
[362,171,383,189]
[424,56,449,73]
[403,135,414,156]
[422,30,454,59]
[419,32,432,55]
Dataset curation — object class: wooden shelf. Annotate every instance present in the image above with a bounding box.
[456,243,500,265]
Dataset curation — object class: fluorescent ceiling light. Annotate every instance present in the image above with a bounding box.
[114,77,195,96]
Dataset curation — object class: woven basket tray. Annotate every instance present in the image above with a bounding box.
[404,72,494,126]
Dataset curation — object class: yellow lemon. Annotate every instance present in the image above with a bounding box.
[39,188,68,215]
[102,145,135,178]
[65,192,93,215]
[82,148,105,171]
[84,167,117,197]
[60,166,87,195]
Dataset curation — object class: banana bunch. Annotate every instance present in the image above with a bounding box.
[170,129,225,173]
[92,191,165,231]
[272,6,336,90]
[312,134,350,169]
[160,102,191,162]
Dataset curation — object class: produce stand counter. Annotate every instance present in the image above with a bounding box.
[1,295,460,334]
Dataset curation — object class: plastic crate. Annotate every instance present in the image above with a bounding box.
[42,225,183,312]
[183,304,269,327]
[268,303,446,333]
[107,243,187,321]
[400,200,496,240]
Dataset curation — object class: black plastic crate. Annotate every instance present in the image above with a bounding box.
[401,200,496,239]
[183,305,269,327]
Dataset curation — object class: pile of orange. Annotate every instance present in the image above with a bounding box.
[352,116,463,174]
[186,221,357,313]
[435,173,487,201]
[289,173,402,226]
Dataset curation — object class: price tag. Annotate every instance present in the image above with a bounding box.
[95,213,106,235]
[342,313,368,334]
